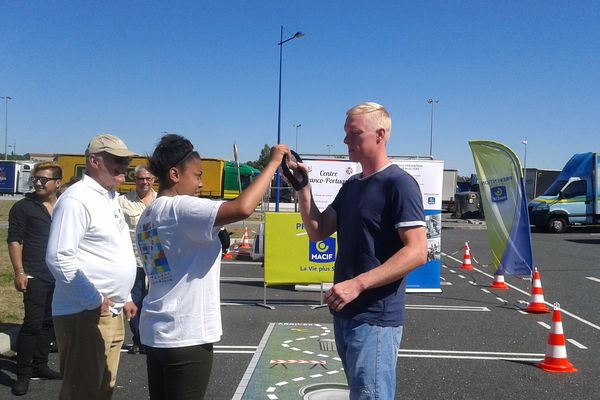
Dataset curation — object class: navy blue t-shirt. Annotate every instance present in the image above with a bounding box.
[329,164,425,326]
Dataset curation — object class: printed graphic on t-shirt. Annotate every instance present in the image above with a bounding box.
[138,221,172,284]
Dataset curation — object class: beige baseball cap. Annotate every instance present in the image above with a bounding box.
[85,134,135,157]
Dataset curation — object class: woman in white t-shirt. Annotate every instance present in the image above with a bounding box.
[136,134,291,400]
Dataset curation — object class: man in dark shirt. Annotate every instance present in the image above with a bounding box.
[7,162,63,396]
[296,102,428,399]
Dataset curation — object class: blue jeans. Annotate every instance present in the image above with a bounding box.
[129,267,147,347]
[334,316,403,400]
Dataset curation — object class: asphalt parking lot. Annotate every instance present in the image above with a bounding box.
[1,223,599,399]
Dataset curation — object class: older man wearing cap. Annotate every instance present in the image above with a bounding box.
[46,134,138,399]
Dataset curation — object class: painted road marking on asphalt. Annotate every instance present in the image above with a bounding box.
[406,304,490,312]
[449,269,457,274]
[567,339,588,349]
[481,288,490,294]
[216,346,547,361]
[586,276,600,283]
[215,345,257,354]
[232,323,275,400]
[537,321,551,330]
[458,274,465,279]
[235,322,550,399]
[397,349,544,362]
[222,260,259,266]
[442,252,600,332]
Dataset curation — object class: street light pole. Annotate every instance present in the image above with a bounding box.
[275,26,304,212]
[1,96,13,161]
[293,123,301,152]
[427,98,439,158]
[522,137,529,199]
[326,144,333,156]
[522,137,528,175]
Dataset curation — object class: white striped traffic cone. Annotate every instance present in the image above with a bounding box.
[525,267,550,313]
[460,242,473,270]
[239,227,252,249]
[490,270,508,290]
[537,303,577,373]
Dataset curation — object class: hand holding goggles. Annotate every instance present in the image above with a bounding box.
[280,150,309,191]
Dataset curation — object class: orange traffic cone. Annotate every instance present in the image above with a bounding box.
[460,242,473,270]
[537,303,577,373]
[490,270,508,290]
[222,249,233,260]
[239,227,252,249]
[525,267,550,313]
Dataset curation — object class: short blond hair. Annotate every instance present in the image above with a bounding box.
[346,102,392,143]
[33,161,63,179]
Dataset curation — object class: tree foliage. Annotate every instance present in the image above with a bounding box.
[246,144,271,171]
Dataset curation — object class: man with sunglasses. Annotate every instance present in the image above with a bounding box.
[46,134,138,399]
[118,165,156,355]
[8,162,64,395]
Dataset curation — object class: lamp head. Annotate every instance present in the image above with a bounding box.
[293,32,305,39]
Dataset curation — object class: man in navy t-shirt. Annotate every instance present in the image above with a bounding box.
[295,102,428,399]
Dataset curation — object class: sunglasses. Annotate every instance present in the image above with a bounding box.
[31,176,60,185]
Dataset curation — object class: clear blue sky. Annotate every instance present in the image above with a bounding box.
[2,1,599,175]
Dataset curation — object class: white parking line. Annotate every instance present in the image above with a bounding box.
[567,339,588,349]
[586,277,600,283]
[398,349,544,362]
[442,252,600,332]
[406,304,490,312]
[537,321,551,330]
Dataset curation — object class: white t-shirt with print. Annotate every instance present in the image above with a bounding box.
[137,195,224,348]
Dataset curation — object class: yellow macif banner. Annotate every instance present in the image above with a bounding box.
[264,212,336,285]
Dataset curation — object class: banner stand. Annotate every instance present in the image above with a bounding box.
[310,283,327,310]
[255,282,326,310]
[256,283,275,310]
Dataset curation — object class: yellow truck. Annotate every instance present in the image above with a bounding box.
[55,154,260,198]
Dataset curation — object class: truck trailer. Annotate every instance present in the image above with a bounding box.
[442,169,458,212]
[528,152,600,233]
[523,168,561,202]
[55,154,260,198]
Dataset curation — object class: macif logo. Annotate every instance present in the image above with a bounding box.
[309,237,336,263]
[491,186,507,202]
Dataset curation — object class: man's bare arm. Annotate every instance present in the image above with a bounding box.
[8,242,28,292]
[325,226,428,311]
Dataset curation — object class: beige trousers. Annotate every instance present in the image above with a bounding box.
[53,309,124,400]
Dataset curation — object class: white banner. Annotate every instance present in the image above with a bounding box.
[391,159,445,211]
[303,159,359,212]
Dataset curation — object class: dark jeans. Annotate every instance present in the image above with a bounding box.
[129,267,147,347]
[146,343,214,400]
[17,279,54,377]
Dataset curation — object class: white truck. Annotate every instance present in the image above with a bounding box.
[442,169,458,212]
[0,160,36,194]
[528,152,600,233]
